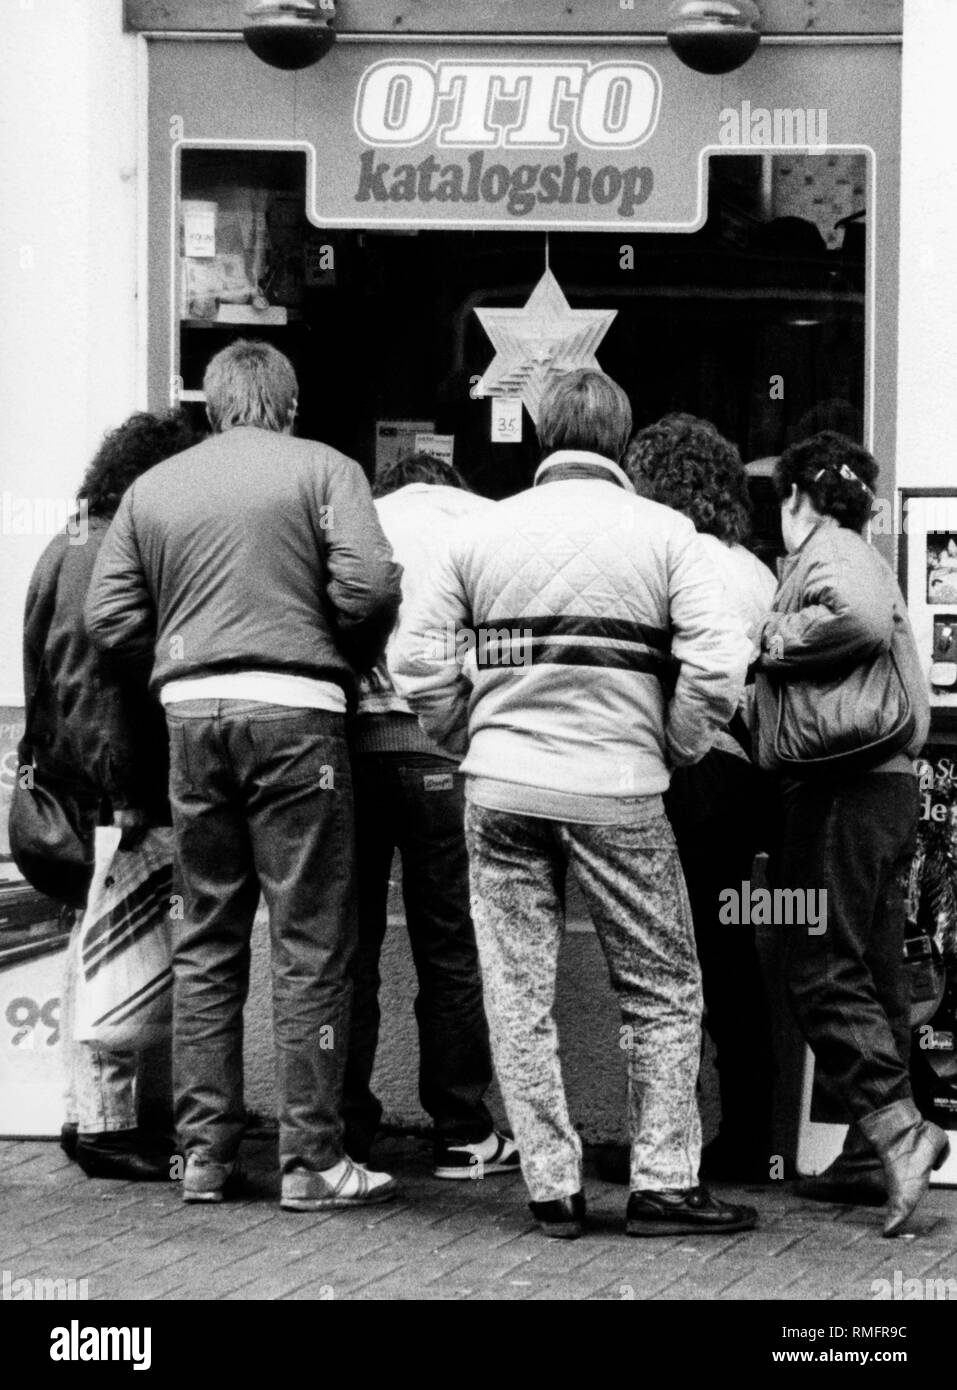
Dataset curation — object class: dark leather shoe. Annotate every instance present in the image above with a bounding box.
[626,1185,757,1237]
[75,1130,171,1182]
[529,1191,585,1239]
[60,1122,78,1162]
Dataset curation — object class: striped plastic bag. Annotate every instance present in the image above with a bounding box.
[73,826,175,1047]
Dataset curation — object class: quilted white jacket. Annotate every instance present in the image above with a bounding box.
[390,451,751,800]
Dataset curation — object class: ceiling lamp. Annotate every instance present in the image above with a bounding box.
[666,1,762,75]
[243,1,337,71]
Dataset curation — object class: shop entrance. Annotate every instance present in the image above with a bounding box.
[178,146,867,563]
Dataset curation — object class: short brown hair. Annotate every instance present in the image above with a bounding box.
[537,369,633,463]
[203,339,298,434]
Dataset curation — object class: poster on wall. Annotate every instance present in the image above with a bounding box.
[797,747,957,1185]
[900,490,957,727]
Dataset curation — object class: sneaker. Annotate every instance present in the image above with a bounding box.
[626,1185,758,1237]
[182,1154,236,1204]
[433,1130,520,1180]
[280,1155,399,1211]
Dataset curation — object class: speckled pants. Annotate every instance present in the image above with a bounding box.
[465,802,704,1202]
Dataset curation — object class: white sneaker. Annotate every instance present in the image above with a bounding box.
[433,1131,520,1180]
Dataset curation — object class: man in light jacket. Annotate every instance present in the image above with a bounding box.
[390,368,755,1239]
[85,340,403,1212]
[344,452,518,1180]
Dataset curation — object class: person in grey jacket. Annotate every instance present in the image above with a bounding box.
[390,369,754,1239]
[85,340,403,1212]
[757,431,945,1237]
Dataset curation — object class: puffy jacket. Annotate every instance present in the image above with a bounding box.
[756,516,930,771]
[84,426,402,707]
[21,519,168,815]
[390,450,751,800]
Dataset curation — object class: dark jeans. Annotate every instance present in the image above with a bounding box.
[342,752,494,1158]
[166,701,356,1170]
[665,750,776,1156]
[780,772,918,1121]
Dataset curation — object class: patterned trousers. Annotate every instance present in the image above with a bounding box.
[465,801,704,1201]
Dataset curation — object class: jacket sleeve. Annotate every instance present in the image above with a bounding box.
[319,459,403,672]
[666,528,752,767]
[388,544,472,757]
[20,544,62,757]
[759,549,893,674]
[84,490,156,659]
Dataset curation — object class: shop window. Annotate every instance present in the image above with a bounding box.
[176,147,866,564]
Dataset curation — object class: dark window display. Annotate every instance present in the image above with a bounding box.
[177,146,866,565]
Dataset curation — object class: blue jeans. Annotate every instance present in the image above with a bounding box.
[165,701,356,1170]
[342,753,494,1158]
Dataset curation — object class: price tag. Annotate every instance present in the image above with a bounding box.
[491,397,523,445]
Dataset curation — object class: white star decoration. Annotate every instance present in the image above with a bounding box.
[473,269,617,426]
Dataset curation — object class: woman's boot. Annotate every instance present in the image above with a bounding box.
[794,1122,886,1206]
[858,1099,950,1237]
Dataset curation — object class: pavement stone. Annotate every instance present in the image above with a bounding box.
[1,1135,955,1301]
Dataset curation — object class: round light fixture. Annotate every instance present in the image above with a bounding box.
[666,0,762,75]
[243,1,337,71]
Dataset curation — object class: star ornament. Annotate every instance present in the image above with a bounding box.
[473,269,617,426]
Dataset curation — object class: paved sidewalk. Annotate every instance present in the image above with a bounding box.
[0,1135,955,1301]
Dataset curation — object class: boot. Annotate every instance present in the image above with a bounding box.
[795,1123,887,1207]
[858,1099,950,1237]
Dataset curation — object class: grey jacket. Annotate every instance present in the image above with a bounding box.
[755,516,929,772]
[85,426,402,707]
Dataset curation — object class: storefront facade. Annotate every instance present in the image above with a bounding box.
[7,0,957,1154]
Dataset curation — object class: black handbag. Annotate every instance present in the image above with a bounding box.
[9,556,95,909]
[8,755,94,910]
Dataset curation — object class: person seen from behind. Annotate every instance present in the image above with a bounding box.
[343,451,518,1180]
[21,411,196,1180]
[391,369,755,1239]
[756,431,945,1236]
[85,341,403,1212]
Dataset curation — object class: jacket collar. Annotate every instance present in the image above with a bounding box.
[778,514,840,579]
[534,450,635,493]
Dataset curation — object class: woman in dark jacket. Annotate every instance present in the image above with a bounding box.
[22,410,195,1180]
[758,431,945,1237]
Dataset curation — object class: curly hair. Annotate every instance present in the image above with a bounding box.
[622,414,752,544]
[773,431,877,534]
[373,451,470,499]
[77,410,198,518]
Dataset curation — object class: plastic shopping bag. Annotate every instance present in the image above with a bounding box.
[73,826,175,1048]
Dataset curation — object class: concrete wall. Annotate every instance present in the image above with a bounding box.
[0,0,141,706]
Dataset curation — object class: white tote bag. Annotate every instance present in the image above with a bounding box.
[73,826,175,1048]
